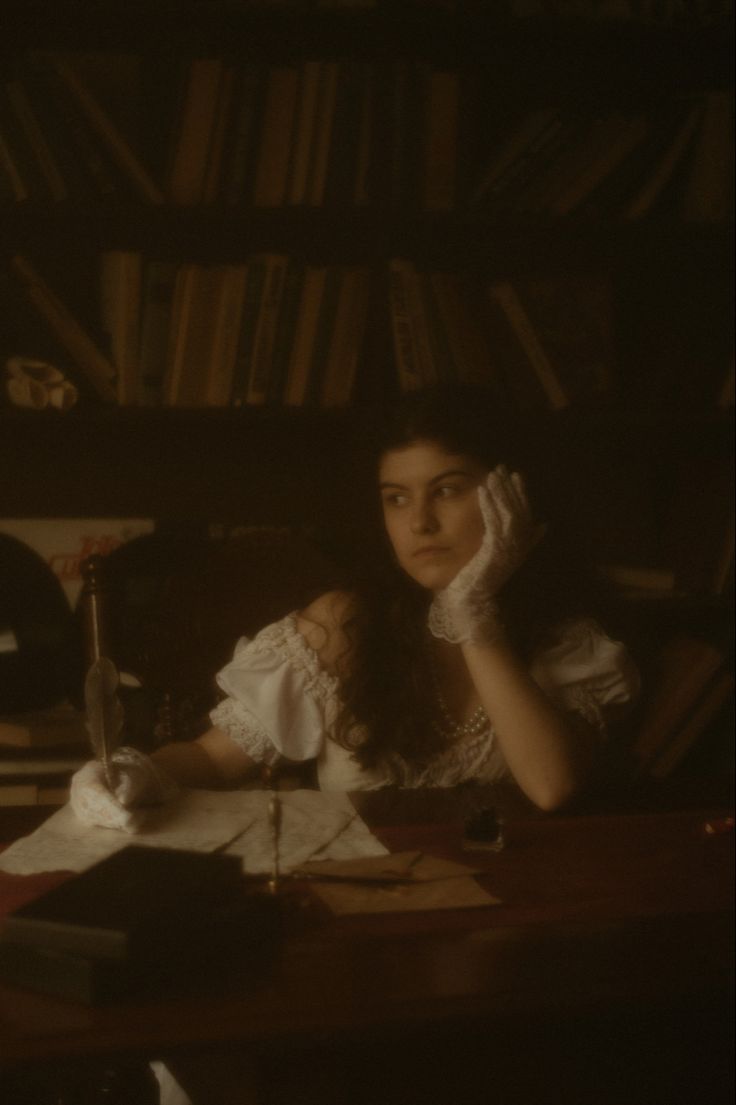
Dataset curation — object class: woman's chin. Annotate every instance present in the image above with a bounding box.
[407,564,456,592]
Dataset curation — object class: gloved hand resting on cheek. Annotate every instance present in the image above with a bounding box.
[70,746,178,833]
[428,464,544,645]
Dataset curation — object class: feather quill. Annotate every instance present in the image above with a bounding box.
[84,656,124,788]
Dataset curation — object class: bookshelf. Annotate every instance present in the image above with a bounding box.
[1,3,733,776]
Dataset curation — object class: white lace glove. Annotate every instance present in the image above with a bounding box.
[428,465,542,645]
[70,746,178,833]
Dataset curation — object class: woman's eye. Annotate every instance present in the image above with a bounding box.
[383,493,408,507]
[436,484,459,498]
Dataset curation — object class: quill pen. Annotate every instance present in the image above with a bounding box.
[267,791,281,895]
[84,656,124,789]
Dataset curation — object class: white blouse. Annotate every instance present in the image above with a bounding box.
[210,613,640,792]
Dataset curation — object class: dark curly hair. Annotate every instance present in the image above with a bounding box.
[332,384,603,775]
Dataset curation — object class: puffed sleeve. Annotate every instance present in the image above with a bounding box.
[208,614,340,766]
[529,618,640,735]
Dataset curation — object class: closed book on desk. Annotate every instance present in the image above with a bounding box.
[1,845,243,959]
[0,845,285,1003]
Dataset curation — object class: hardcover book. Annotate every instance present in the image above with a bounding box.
[0,845,280,1003]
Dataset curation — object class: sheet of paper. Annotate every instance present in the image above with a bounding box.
[223,790,382,874]
[296,851,485,883]
[0,790,259,875]
[0,789,387,878]
[311,876,501,916]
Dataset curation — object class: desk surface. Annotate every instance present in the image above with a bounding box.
[0,792,733,1077]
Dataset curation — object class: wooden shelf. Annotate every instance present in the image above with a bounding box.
[3,2,732,71]
[3,207,732,271]
[0,405,359,523]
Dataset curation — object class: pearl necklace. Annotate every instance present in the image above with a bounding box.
[428,648,489,742]
[433,696,489,741]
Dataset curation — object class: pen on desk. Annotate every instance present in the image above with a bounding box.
[268,791,281,894]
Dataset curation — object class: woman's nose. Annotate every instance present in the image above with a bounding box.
[409,500,438,534]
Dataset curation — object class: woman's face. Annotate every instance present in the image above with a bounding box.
[379,439,487,592]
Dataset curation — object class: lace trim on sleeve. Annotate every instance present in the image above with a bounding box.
[209,696,281,765]
[553,683,607,735]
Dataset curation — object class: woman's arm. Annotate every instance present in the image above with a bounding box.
[462,638,596,811]
[151,726,259,787]
[429,466,597,810]
[151,593,356,789]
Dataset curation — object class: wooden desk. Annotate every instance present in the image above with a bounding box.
[0,794,733,1105]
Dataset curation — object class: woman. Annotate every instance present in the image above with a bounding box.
[71,385,639,829]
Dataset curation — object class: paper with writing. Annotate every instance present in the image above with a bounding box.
[296,851,487,883]
[0,789,387,877]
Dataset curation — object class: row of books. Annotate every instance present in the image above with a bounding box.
[469,90,734,223]
[388,258,617,412]
[0,704,87,808]
[9,249,734,414]
[97,251,374,408]
[165,56,461,212]
[10,249,614,411]
[3,50,732,223]
[0,52,462,213]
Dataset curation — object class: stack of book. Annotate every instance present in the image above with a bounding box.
[469,90,733,223]
[0,703,89,808]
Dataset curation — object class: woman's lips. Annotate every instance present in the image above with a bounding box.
[412,546,449,558]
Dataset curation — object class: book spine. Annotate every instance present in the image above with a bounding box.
[201,64,236,206]
[5,79,68,202]
[168,58,224,207]
[266,258,305,405]
[100,250,142,406]
[622,102,703,221]
[488,281,569,410]
[221,63,266,207]
[304,266,341,406]
[353,63,376,208]
[387,262,422,392]
[286,60,322,206]
[549,113,651,216]
[10,254,117,402]
[137,259,178,406]
[51,56,164,205]
[162,262,198,406]
[252,66,300,208]
[0,127,27,202]
[229,258,267,406]
[205,264,248,407]
[422,68,459,212]
[470,106,559,204]
[283,265,328,407]
[305,61,339,207]
[321,266,371,407]
[246,254,289,405]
